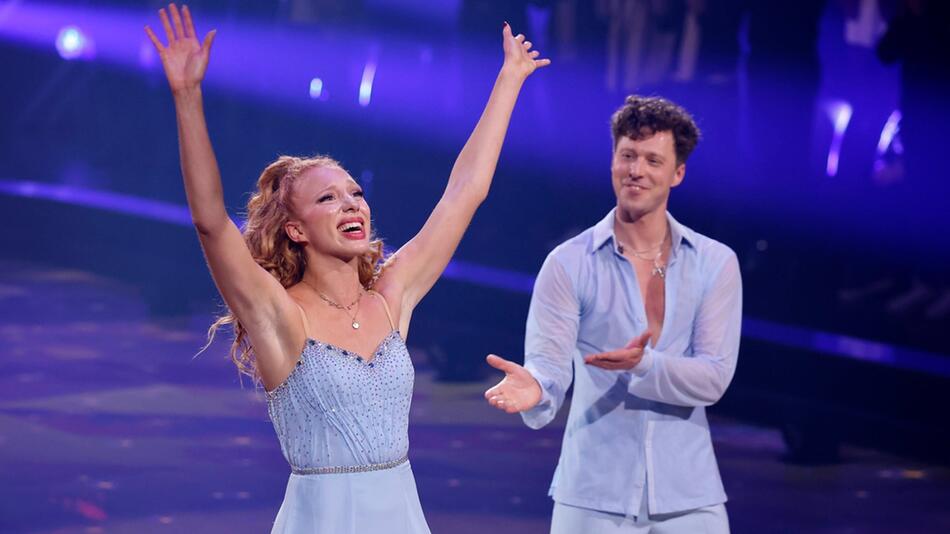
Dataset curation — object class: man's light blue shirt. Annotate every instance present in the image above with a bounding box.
[521,209,742,516]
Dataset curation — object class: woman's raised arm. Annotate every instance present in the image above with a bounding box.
[376,23,550,335]
[146,4,299,381]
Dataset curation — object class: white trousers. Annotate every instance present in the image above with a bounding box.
[551,500,729,534]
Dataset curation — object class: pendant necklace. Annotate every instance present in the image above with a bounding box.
[620,231,670,279]
[302,279,364,329]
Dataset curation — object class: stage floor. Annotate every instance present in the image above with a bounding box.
[1,260,947,533]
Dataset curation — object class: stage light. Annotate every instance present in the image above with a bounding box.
[359,61,376,107]
[872,110,903,184]
[825,101,853,177]
[877,110,901,156]
[56,26,90,60]
[309,78,324,100]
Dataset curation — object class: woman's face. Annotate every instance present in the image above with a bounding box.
[286,165,372,260]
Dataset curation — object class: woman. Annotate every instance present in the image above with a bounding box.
[145,4,548,533]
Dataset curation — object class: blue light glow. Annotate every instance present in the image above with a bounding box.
[359,61,376,107]
[0,179,191,225]
[55,26,88,59]
[825,101,853,177]
[877,110,902,156]
[1,178,947,377]
[309,78,324,100]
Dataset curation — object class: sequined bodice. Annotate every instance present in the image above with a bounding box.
[266,330,414,470]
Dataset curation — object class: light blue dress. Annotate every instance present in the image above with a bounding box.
[266,295,430,533]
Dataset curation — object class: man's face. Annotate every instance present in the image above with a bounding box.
[611,131,685,220]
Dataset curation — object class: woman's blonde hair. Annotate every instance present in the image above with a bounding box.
[207,155,385,381]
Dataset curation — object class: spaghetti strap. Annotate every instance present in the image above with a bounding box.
[294,302,313,340]
[370,290,396,331]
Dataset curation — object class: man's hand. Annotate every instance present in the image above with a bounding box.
[484,355,543,414]
[583,332,651,370]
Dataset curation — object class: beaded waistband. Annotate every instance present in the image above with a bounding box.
[291,454,408,476]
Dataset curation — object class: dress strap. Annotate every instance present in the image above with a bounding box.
[370,290,396,331]
[294,301,313,340]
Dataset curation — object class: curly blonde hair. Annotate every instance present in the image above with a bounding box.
[207,155,386,381]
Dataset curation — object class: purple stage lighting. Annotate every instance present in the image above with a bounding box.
[1,178,948,377]
[309,77,324,100]
[825,100,853,177]
[55,26,91,60]
[359,61,376,107]
[877,110,902,156]
[0,179,191,226]
[138,39,157,68]
[0,1,601,177]
[872,109,903,183]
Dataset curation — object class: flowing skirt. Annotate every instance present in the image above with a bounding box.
[271,461,431,534]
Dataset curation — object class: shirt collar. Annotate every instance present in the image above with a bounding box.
[590,209,618,253]
[590,208,696,255]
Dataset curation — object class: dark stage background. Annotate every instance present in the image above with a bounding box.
[1,1,948,532]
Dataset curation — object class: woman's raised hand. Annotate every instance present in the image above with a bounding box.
[500,23,551,80]
[145,3,216,94]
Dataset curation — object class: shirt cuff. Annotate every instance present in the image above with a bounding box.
[631,346,656,377]
[520,365,556,429]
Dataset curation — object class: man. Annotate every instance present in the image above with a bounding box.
[485,95,741,533]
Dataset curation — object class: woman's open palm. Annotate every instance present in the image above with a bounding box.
[500,23,551,79]
[145,3,215,93]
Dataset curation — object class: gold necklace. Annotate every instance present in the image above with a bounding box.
[301,279,364,329]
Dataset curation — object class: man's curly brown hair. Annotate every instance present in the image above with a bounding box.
[610,95,701,165]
